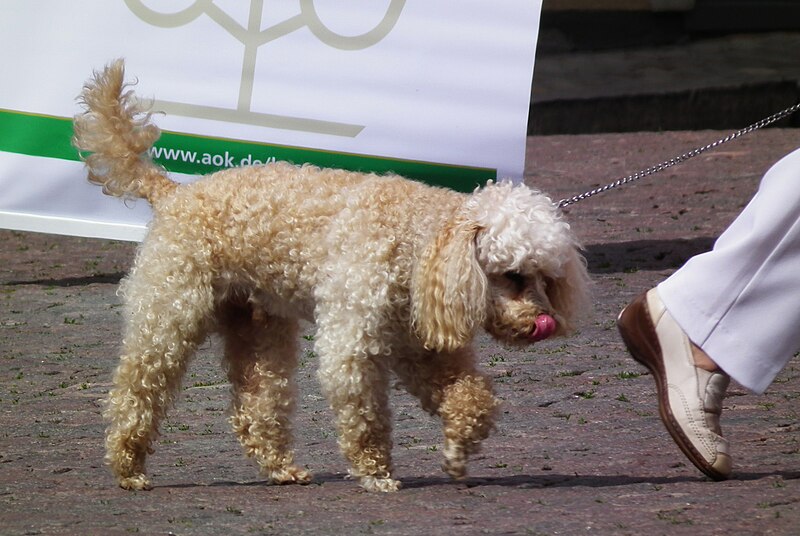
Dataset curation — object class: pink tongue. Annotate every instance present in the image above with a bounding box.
[530,314,557,341]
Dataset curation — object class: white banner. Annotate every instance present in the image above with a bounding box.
[0,0,542,241]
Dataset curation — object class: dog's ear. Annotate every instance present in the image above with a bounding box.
[411,218,487,353]
[546,247,591,335]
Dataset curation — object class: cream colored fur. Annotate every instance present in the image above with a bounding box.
[73,60,591,493]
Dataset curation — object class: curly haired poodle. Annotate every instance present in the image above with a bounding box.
[73,60,591,492]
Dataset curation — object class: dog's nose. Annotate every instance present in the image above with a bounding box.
[530,314,557,341]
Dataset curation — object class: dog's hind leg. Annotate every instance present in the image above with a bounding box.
[104,262,214,490]
[393,349,499,480]
[220,305,310,485]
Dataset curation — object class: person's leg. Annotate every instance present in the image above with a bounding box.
[618,147,800,479]
[659,147,800,393]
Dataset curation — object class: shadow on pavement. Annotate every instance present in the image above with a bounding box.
[585,237,715,274]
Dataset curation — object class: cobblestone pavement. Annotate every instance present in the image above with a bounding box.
[2,129,800,535]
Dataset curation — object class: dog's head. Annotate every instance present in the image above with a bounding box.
[411,181,591,353]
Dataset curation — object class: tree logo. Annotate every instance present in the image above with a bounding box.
[125,0,406,137]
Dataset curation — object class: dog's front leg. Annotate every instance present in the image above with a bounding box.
[393,349,499,479]
[316,331,398,492]
[438,370,498,479]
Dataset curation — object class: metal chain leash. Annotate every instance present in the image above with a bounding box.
[556,102,800,209]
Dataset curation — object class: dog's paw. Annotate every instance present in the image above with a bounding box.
[270,466,313,485]
[359,475,401,493]
[442,458,467,479]
[117,473,151,491]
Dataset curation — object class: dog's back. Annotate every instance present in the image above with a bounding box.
[139,161,461,318]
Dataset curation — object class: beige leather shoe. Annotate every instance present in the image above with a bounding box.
[617,288,732,480]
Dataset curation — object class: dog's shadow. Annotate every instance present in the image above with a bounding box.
[584,237,715,274]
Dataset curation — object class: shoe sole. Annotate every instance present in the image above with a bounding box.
[617,294,729,481]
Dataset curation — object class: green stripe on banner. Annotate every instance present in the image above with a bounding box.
[0,108,494,192]
[0,109,78,161]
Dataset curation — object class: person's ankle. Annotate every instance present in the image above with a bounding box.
[691,343,721,373]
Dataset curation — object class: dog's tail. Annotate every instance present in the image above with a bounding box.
[73,59,176,204]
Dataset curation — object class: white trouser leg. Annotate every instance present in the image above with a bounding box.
[658,147,800,393]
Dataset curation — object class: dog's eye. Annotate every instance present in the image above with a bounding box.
[503,271,525,288]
